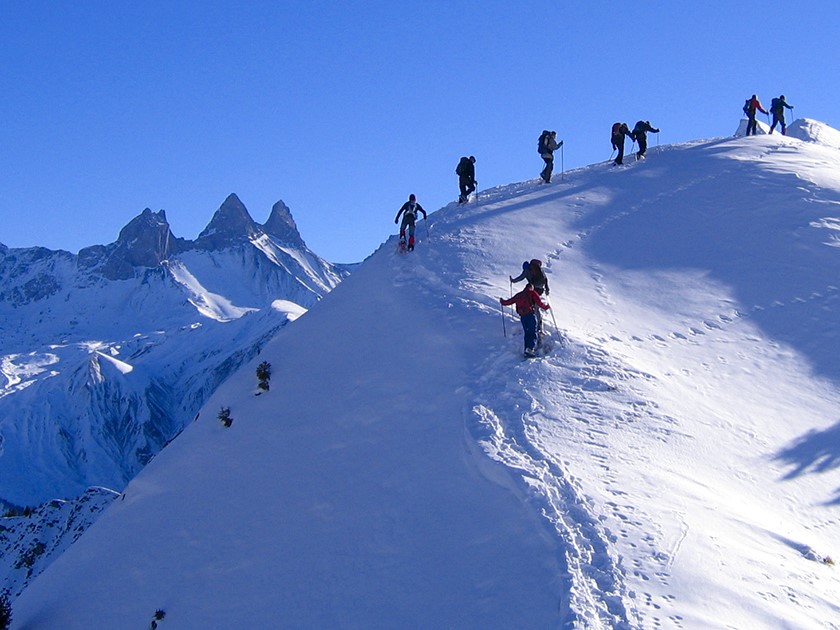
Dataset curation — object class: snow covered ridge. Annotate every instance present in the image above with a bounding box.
[9,124,840,628]
[0,194,349,597]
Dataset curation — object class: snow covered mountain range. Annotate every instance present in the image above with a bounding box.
[0,193,349,598]
[8,119,840,628]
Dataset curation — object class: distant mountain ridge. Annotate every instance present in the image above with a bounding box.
[0,193,350,597]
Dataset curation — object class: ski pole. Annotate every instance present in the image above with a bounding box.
[424,217,430,242]
[561,142,565,181]
[549,301,559,333]
[499,301,507,337]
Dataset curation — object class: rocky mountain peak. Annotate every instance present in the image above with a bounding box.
[195,193,261,250]
[263,200,305,247]
[78,208,181,280]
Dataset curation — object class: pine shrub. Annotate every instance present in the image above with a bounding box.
[218,407,233,428]
[0,590,12,630]
[256,361,272,391]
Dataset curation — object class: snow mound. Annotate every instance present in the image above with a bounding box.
[787,118,840,150]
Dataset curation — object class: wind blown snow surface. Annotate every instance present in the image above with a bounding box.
[12,123,840,629]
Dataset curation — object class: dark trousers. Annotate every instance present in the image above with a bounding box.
[459,176,475,198]
[746,113,758,136]
[399,216,416,239]
[521,313,538,352]
[770,113,786,135]
[636,133,648,157]
[613,138,625,164]
[541,156,553,182]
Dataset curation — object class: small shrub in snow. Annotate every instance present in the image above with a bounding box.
[256,361,272,391]
[149,609,166,629]
[218,407,233,428]
[0,591,12,630]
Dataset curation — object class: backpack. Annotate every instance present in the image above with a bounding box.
[743,99,751,114]
[455,157,469,176]
[538,131,549,154]
[771,97,781,113]
[611,122,621,137]
[529,259,547,290]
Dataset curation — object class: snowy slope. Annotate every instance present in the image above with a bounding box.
[11,121,840,629]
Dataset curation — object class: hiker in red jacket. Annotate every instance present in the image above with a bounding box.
[500,283,550,357]
[743,94,768,136]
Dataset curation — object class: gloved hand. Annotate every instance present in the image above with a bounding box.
[394,218,398,224]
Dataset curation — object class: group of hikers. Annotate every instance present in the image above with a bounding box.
[393,92,794,355]
[743,94,794,136]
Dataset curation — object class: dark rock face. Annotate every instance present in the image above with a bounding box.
[264,200,305,247]
[194,193,261,251]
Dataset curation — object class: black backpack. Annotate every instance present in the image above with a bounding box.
[455,157,469,176]
[529,260,547,289]
[538,131,549,154]
[743,99,751,114]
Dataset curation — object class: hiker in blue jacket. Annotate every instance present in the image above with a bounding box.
[769,95,794,135]
[632,121,660,159]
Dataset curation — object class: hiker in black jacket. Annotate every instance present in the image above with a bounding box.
[769,95,794,135]
[456,156,476,203]
[632,121,660,159]
[611,122,634,165]
[394,194,427,251]
[538,130,563,183]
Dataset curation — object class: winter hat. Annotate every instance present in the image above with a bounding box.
[409,194,416,201]
[469,156,476,163]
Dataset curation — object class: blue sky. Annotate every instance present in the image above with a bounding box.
[2,1,838,263]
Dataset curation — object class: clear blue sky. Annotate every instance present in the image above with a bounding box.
[2,1,838,263]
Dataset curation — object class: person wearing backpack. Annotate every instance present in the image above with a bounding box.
[455,156,477,204]
[611,122,634,165]
[743,94,768,136]
[510,259,550,335]
[538,130,563,183]
[631,121,660,159]
[394,193,428,251]
[499,283,551,357]
[769,95,794,135]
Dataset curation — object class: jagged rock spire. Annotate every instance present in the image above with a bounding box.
[263,200,305,247]
[195,193,261,251]
[78,209,181,280]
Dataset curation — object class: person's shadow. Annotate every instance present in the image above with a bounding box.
[774,420,840,505]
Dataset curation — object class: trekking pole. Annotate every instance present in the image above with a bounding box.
[547,297,561,341]
[499,301,507,337]
[561,142,565,181]
[424,217,430,243]
[609,148,616,162]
